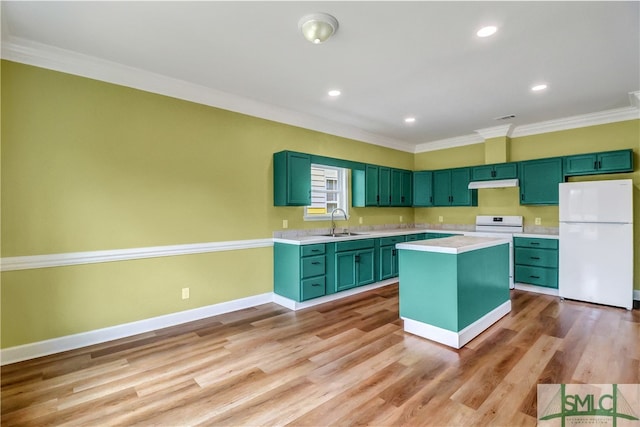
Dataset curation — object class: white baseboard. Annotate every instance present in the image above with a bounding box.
[1,292,274,366]
[514,283,560,297]
[402,300,512,349]
[272,279,398,311]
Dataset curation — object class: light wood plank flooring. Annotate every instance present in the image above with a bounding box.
[2,285,639,426]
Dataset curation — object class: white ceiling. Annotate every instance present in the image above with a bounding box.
[2,1,639,152]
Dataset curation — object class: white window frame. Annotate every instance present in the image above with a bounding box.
[304,164,349,221]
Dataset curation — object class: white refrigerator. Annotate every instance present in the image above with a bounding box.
[559,179,634,310]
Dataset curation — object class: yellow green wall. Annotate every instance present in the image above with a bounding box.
[0,61,413,348]
[1,60,638,349]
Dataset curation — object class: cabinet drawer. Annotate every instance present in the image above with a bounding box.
[335,239,375,252]
[514,237,558,249]
[405,233,427,242]
[515,265,558,288]
[301,276,326,300]
[301,255,325,278]
[515,248,558,268]
[301,244,325,257]
[379,236,406,246]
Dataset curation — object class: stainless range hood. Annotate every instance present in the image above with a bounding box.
[468,178,519,189]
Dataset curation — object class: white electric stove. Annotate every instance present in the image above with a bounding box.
[469,215,523,289]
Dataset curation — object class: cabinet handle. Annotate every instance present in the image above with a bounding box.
[598,160,602,169]
[311,261,321,265]
[530,242,540,245]
[521,193,524,201]
[389,196,392,204]
[355,255,360,263]
[594,161,598,169]
[401,196,405,203]
[392,249,397,256]
[530,257,540,260]
[311,249,321,252]
[530,275,540,279]
[377,195,380,203]
[430,196,433,203]
[311,283,321,287]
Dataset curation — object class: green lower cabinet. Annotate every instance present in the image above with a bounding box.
[274,243,326,302]
[514,237,559,289]
[335,249,375,291]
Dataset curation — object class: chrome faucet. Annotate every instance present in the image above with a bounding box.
[330,208,348,237]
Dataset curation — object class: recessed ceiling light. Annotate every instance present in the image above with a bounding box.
[328,89,341,97]
[477,26,497,38]
[404,117,416,124]
[531,84,548,91]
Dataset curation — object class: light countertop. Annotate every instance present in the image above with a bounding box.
[273,228,462,245]
[396,235,510,254]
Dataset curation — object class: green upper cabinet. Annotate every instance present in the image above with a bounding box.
[355,164,412,207]
[413,171,433,207]
[273,151,311,206]
[379,167,391,206]
[391,169,412,206]
[563,149,633,176]
[471,162,518,181]
[364,164,380,206]
[519,157,564,205]
[433,167,477,206]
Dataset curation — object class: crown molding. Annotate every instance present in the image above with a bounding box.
[509,105,640,138]
[414,134,484,153]
[474,124,515,140]
[2,37,637,155]
[1,36,415,153]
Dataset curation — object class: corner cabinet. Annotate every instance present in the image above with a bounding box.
[433,167,477,206]
[413,171,433,207]
[563,149,633,176]
[273,151,311,206]
[519,157,563,205]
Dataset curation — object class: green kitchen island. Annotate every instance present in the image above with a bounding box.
[396,235,511,349]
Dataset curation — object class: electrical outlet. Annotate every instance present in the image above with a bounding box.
[182,287,190,300]
[535,217,541,225]
[399,216,403,223]
[282,219,288,229]
[438,216,444,223]
[359,217,363,224]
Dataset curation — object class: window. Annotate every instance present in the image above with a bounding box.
[304,164,349,221]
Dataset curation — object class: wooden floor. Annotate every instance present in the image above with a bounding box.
[2,285,639,426]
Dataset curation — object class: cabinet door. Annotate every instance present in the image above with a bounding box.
[364,165,379,206]
[494,163,518,179]
[471,165,494,181]
[433,170,452,206]
[390,169,403,206]
[378,167,391,206]
[450,168,475,206]
[413,171,433,207]
[356,249,376,286]
[563,153,597,175]
[273,151,311,206]
[401,170,412,206]
[598,150,633,173]
[379,245,395,280]
[520,157,563,205]
[335,251,357,291]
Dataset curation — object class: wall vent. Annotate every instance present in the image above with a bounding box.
[494,114,516,120]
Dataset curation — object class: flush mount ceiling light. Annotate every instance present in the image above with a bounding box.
[531,84,548,91]
[299,13,339,44]
[404,117,416,124]
[477,25,498,38]
[328,89,341,97]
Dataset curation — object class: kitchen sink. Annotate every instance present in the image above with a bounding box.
[320,232,367,237]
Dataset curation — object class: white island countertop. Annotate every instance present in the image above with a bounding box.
[396,235,510,255]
